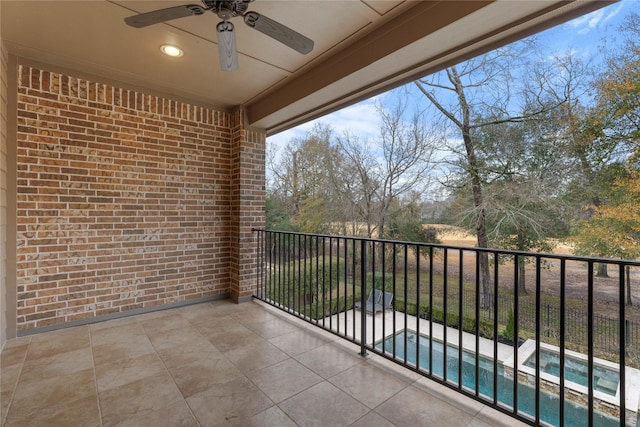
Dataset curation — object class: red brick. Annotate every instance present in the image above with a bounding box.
[15,64,265,330]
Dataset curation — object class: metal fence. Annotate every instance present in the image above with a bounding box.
[463,291,640,357]
[253,229,640,427]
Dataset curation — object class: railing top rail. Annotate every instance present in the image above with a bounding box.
[253,228,640,267]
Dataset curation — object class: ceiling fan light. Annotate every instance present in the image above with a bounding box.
[160,44,183,57]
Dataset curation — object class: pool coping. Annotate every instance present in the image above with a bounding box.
[503,339,640,418]
[326,309,516,362]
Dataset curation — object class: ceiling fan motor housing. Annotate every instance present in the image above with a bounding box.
[203,0,253,20]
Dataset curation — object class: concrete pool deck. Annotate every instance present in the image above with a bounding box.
[322,308,514,361]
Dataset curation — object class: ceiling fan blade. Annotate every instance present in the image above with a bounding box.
[217,21,239,72]
[125,4,206,28]
[243,12,313,55]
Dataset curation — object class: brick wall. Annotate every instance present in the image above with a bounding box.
[229,110,265,301]
[14,64,258,331]
[0,25,7,346]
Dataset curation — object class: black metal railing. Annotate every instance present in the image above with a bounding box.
[253,229,640,427]
[459,290,640,356]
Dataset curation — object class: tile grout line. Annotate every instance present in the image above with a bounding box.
[140,310,203,427]
[202,303,305,425]
[205,314,285,419]
[228,309,306,426]
[87,325,104,427]
[338,354,411,427]
[92,311,191,426]
[236,308,340,425]
[362,362,412,424]
[1,337,31,427]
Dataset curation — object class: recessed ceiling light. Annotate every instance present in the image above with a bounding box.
[160,44,183,57]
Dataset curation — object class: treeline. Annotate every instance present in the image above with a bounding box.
[267,12,640,304]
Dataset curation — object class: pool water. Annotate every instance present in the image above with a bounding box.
[524,348,619,396]
[376,331,634,427]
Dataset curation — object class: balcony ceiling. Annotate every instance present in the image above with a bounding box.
[2,0,611,134]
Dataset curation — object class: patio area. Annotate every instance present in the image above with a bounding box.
[0,299,525,427]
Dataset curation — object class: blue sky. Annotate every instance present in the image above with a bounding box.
[266,1,636,156]
[538,0,629,58]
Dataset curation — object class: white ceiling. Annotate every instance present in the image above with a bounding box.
[1,0,611,134]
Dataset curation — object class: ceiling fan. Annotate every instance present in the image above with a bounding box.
[124,0,314,71]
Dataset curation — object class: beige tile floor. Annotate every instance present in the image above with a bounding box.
[0,300,527,427]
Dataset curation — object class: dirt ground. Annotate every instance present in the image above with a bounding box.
[432,225,640,322]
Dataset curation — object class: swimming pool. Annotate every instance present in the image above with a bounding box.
[376,331,635,427]
[523,347,619,397]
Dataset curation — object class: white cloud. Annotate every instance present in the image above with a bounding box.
[266,98,382,153]
[324,101,381,138]
[569,9,604,32]
[603,2,625,23]
[567,1,629,36]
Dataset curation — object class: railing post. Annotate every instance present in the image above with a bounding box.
[360,238,367,356]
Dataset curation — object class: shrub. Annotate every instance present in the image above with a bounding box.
[295,257,346,290]
[366,272,395,292]
[266,257,347,305]
[502,310,515,343]
[301,295,355,320]
[397,298,494,339]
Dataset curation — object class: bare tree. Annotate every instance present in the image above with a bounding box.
[335,132,381,238]
[414,42,568,307]
[335,95,438,241]
[267,123,345,233]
